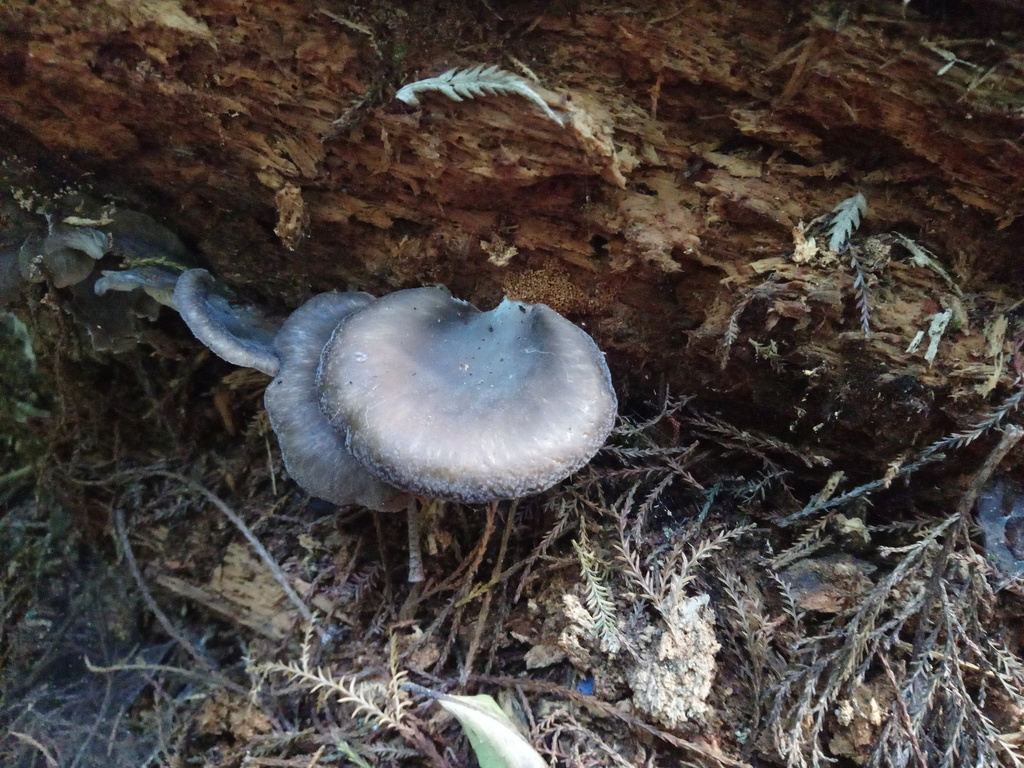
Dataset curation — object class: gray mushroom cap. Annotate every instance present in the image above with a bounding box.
[69,272,163,352]
[264,292,408,511]
[101,209,191,265]
[16,224,111,289]
[318,286,617,503]
[173,268,281,376]
[40,224,111,288]
[95,265,182,307]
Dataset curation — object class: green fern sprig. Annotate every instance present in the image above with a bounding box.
[573,527,622,653]
[255,660,403,731]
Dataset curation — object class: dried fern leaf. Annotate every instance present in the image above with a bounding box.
[826,192,868,253]
[848,248,872,338]
[395,64,565,125]
[780,383,1024,525]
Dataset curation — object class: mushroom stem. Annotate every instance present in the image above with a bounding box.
[407,497,425,583]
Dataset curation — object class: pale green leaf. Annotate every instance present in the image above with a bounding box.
[435,692,548,768]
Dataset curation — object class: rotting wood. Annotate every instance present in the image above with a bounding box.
[1,0,1022,469]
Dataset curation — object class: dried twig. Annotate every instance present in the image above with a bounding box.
[461,500,516,684]
[151,471,316,628]
[112,508,247,695]
[879,654,929,768]
[9,732,59,768]
[779,384,1024,525]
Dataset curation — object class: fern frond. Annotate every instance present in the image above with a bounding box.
[684,411,830,468]
[720,276,783,369]
[848,247,872,338]
[780,382,1024,526]
[253,660,403,732]
[573,528,621,653]
[826,192,868,253]
[395,64,565,125]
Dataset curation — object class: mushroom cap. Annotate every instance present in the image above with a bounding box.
[102,209,191,266]
[95,265,182,307]
[264,292,408,511]
[173,268,281,376]
[42,224,110,288]
[17,234,47,284]
[318,286,617,503]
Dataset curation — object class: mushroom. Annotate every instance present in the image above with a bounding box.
[976,477,1024,579]
[319,286,618,503]
[95,265,183,308]
[93,209,196,307]
[69,272,164,352]
[17,223,110,289]
[175,281,617,583]
[315,286,616,582]
[102,209,191,267]
[264,291,408,512]
[39,222,110,288]
[172,268,281,376]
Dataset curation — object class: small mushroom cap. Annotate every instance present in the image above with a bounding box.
[69,272,162,352]
[102,209,191,266]
[264,292,408,511]
[42,224,111,288]
[16,224,112,289]
[95,265,182,307]
[173,268,281,376]
[319,287,617,503]
[47,223,110,261]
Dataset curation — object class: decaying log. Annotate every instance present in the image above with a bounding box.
[2,0,1023,468]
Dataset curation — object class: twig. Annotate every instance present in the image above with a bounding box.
[879,654,929,768]
[779,384,1024,526]
[403,503,498,670]
[423,502,498,599]
[957,424,1023,519]
[152,471,316,628]
[0,464,34,488]
[9,732,59,768]
[85,658,242,687]
[70,662,114,768]
[112,508,247,695]
[460,500,514,684]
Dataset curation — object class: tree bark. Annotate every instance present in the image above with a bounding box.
[2,0,1023,466]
